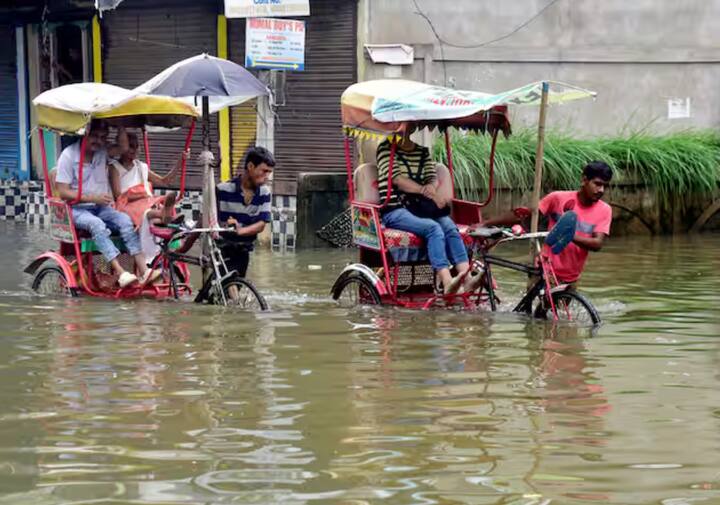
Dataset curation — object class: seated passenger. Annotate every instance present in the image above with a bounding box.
[54,121,160,288]
[376,132,477,294]
[108,131,187,262]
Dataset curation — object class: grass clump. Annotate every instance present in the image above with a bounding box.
[433,130,720,204]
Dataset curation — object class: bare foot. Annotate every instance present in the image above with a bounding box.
[162,192,177,224]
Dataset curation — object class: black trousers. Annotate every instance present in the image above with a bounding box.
[219,241,250,278]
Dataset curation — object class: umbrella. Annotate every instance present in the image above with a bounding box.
[136,53,270,280]
[136,53,269,224]
[135,54,270,115]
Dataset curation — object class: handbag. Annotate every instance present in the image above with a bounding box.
[396,148,450,219]
[399,193,450,219]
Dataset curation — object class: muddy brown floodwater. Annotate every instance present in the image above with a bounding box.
[0,221,719,504]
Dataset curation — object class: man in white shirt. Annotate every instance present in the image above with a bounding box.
[54,122,160,288]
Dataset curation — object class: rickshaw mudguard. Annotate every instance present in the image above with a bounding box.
[332,264,388,296]
[550,284,571,295]
[24,252,79,288]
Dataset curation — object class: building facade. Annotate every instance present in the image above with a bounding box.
[2,1,720,239]
[0,0,359,248]
[358,0,720,135]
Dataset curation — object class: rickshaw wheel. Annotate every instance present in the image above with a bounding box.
[210,277,268,311]
[534,290,601,326]
[32,266,77,297]
[333,275,381,307]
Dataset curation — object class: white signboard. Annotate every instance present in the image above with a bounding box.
[668,97,691,119]
[246,17,305,71]
[225,0,309,18]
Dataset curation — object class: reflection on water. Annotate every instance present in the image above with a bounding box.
[0,221,719,504]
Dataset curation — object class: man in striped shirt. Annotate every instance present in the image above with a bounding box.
[376,133,471,294]
[216,147,275,278]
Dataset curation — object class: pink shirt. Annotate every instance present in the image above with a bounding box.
[539,191,612,283]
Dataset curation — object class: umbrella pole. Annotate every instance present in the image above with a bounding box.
[529,81,550,262]
[201,96,215,285]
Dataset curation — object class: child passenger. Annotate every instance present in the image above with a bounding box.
[109,131,189,263]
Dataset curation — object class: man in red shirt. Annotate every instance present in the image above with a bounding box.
[482,161,613,284]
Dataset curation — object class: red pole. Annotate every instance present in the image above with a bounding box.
[343,136,355,202]
[478,129,499,207]
[444,130,455,198]
[142,128,151,169]
[69,135,88,206]
[179,119,196,198]
[38,129,52,198]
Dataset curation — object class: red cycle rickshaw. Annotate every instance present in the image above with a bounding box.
[330,80,601,325]
[24,83,198,299]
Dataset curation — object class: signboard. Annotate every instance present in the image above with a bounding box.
[49,200,75,243]
[226,0,309,18]
[245,18,305,71]
[352,207,380,250]
[668,97,691,119]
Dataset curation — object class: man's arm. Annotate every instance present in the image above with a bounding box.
[575,206,611,251]
[108,164,122,200]
[226,217,266,235]
[573,233,607,252]
[56,182,112,205]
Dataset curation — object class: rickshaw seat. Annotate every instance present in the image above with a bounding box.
[149,225,175,241]
[353,163,380,203]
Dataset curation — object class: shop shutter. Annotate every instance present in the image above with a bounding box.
[273,0,357,194]
[0,26,19,180]
[228,18,257,175]
[102,0,218,190]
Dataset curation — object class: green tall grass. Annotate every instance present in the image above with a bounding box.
[433,130,720,204]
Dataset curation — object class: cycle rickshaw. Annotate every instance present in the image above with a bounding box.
[24,82,267,309]
[330,79,601,325]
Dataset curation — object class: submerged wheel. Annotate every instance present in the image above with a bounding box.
[209,277,268,311]
[32,266,77,297]
[332,275,381,307]
[534,290,601,326]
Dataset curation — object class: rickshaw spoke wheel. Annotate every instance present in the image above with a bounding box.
[32,266,76,297]
[534,290,601,326]
[211,277,268,311]
[334,275,381,307]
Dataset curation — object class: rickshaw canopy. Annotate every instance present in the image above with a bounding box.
[341,79,596,139]
[33,82,200,134]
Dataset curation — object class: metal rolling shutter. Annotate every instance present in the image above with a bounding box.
[273,0,357,194]
[102,0,218,190]
[0,26,19,180]
[228,18,257,174]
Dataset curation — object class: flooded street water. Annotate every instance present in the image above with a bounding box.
[0,221,719,505]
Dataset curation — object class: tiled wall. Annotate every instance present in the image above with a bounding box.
[271,195,297,251]
[0,181,42,221]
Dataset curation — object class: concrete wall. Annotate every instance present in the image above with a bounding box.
[360,0,720,135]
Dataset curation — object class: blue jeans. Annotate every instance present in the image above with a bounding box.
[72,205,141,262]
[382,208,469,270]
